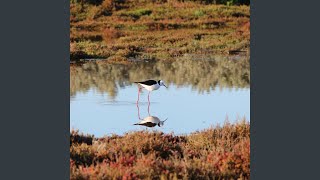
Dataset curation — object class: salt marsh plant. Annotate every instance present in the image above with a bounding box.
[70,120,250,179]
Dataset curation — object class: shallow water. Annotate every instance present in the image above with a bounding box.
[70,57,250,137]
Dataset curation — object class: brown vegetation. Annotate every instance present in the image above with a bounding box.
[70,120,250,179]
[70,1,250,61]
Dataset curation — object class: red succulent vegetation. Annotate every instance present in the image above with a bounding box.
[70,120,250,179]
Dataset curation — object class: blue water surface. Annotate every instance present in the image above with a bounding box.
[70,84,250,137]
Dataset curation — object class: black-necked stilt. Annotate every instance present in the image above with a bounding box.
[134,80,167,104]
[134,116,168,127]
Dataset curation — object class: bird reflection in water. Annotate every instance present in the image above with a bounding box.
[135,99,167,127]
[134,116,167,127]
[136,93,152,119]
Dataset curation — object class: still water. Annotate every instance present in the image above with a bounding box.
[70,56,250,137]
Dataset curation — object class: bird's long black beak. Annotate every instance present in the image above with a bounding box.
[164,84,167,88]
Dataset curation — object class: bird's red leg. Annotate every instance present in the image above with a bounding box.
[136,88,140,105]
[148,100,151,116]
[148,91,151,115]
[137,101,142,120]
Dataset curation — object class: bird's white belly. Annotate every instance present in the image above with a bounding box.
[141,84,160,91]
[140,116,160,124]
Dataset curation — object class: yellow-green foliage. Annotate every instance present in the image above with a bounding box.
[70,1,250,60]
[70,120,250,179]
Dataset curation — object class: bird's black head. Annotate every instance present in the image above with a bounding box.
[158,80,167,88]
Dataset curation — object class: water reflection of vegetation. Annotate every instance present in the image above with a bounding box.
[70,56,249,99]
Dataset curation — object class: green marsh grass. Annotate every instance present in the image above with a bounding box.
[70,1,250,61]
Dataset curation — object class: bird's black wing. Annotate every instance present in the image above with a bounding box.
[134,80,157,86]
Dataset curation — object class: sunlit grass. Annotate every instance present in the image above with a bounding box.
[70,1,250,61]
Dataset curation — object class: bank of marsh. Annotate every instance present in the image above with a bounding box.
[70,120,250,179]
[70,1,250,61]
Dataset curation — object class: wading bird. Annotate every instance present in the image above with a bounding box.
[134,80,167,104]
